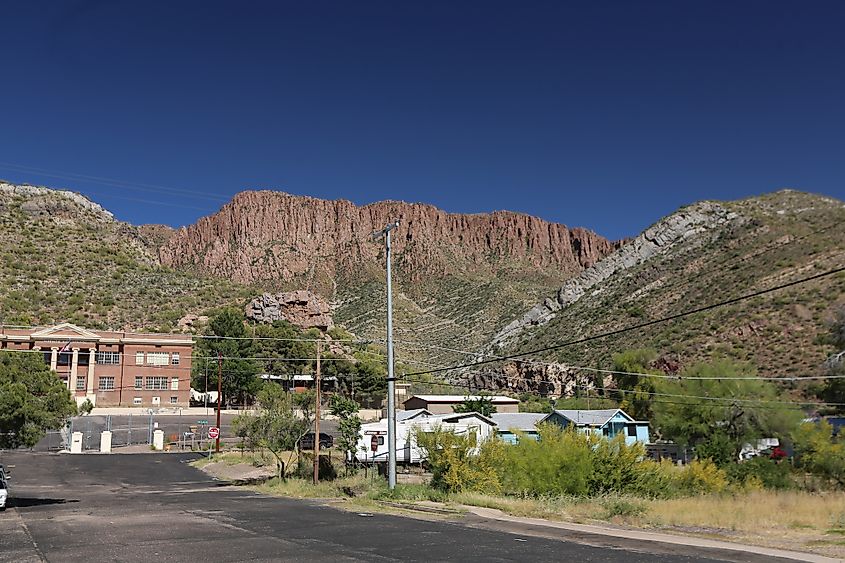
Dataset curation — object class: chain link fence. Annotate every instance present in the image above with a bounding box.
[36,412,235,452]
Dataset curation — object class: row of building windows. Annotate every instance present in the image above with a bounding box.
[44,350,183,367]
[133,376,180,391]
[135,351,181,366]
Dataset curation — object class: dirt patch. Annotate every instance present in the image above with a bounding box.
[200,460,276,483]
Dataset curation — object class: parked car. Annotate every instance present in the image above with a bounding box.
[297,432,333,450]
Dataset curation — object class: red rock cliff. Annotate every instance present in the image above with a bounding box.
[159,191,619,286]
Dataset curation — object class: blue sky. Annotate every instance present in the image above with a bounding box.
[0,1,843,240]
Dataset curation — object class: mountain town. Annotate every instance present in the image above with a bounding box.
[2,3,845,563]
[2,180,845,561]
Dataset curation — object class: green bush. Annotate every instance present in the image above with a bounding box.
[726,457,794,490]
[672,460,728,495]
[415,426,502,493]
[497,425,593,496]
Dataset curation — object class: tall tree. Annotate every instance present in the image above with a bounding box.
[653,359,801,465]
[328,394,362,473]
[0,351,77,449]
[611,349,659,420]
[192,308,260,406]
[234,384,314,480]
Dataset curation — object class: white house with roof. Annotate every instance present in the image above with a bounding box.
[541,409,650,445]
[355,411,497,464]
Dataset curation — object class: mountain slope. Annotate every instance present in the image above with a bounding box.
[0,182,250,331]
[489,190,845,386]
[157,190,620,357]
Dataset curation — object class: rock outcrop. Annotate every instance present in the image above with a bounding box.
[0,182,114,222]
[465,361,612,398]
[159,190,619,286]
[491,201,744,348]
[246,291,333,330]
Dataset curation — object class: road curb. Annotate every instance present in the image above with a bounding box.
[462,506,842,563]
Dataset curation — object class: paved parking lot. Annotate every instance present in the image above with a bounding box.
[0,452,793,563]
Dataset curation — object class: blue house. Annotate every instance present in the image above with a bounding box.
[540,409,650,445]
[490,413,547,444]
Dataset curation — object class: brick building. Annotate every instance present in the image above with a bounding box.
[0,323,193,407]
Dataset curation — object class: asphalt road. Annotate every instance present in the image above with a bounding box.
[0,452,795,563]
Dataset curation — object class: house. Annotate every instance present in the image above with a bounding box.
[403,394,520,414]
[541,409,650,445]
[490,412,547,444]
[355,411,497,464]
[0,323,193,407]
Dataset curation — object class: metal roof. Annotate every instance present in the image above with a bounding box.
[406,394,519,404]
[490,412,546,432]
[547,409,628,426]
[397,409,431,421]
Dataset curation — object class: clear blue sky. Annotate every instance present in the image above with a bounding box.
[1,1,843,240]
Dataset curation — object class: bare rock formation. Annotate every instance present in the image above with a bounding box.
[465,361,611,399]
[159,191,620,286]
[246,291,333,330]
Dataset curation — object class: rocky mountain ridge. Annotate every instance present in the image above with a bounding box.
[491,190,845,383]
[491,200,743,348]
[158,190,620,289]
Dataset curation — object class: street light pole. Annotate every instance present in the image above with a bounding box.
[373,220,399,489]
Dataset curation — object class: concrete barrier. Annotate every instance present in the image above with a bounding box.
[153,429,164,450]
[70,432,83,454]
[100,431,112,453]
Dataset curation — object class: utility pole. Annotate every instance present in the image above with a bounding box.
[215,352,222,453]
[373,220,399,489]
[313,340,322,485]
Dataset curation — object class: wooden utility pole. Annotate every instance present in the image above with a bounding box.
[215,352,222,453]
[313,341,322,485]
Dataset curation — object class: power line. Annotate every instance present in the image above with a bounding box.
[398,337,845,382]
[398,375,843,410]
[403,264,845,377]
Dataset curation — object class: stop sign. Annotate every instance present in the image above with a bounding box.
[370,435,378,452]
[208,426,220,439]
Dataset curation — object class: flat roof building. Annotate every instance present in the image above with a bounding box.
[0,323,193,408]
[403,394,519,414]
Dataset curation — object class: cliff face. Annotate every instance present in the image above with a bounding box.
[159,191,619,287]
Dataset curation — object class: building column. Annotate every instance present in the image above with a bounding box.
[50,347,59,371]
[87,348,96,400]
[70,348,80,394]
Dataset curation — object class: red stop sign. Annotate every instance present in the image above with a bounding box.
[370,435,378,452]
[208,426,220,439]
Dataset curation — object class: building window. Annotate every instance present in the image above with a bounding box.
[171,377,179,391]
[99,377,115,391]
[171,353,180,365]
[145,376,168,390]
[135,351,144,365]
[134,376,143,390]
[627,424,637,437]
[170,396,178,404]
[133,397,142,405]
[96,351,120,365]
[76,377,86,391]
[146,352,169,366]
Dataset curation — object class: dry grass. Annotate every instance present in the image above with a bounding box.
[642,490,845,533]
[192,455,845,558]
[452,490,845,557]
